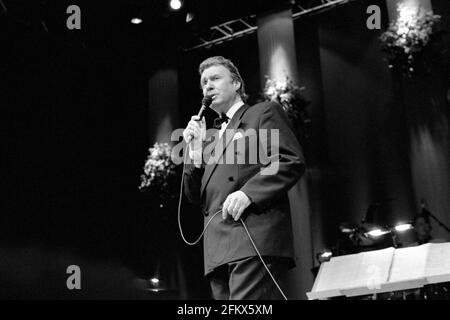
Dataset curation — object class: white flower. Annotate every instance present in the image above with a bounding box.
[266,86,276,96]
[275,81,285,91]
[140,142,179,194]
[280,93,291,103]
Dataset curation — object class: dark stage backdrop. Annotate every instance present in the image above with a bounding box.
[0,2,164,298]
[314,0,417,250]
[1,0,449,299]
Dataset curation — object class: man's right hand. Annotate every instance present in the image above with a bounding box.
[183,115,206,147]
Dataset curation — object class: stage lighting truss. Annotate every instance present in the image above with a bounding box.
[185,15,258,51]
[184,0,355,51]
[293,0,356,18]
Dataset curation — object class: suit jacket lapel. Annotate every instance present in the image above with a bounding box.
[201,104,249,196]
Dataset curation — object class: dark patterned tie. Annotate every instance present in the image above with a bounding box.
[213,112,229,129]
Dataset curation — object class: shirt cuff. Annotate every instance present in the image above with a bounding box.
[189,144,203,168]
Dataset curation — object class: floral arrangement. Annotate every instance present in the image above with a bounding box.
[139,142,180,206]
[263,75,310,127]
[380,4,445,77]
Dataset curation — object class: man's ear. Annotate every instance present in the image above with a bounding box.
[233,80,241,92]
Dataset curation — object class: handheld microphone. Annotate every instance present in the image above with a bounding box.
[187,95,213,143]
[198,95,213,118]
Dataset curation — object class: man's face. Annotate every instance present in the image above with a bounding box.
[200,65,240,113]
[415,217,431,238]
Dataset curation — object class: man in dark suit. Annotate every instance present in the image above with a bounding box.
[182,56,305,300]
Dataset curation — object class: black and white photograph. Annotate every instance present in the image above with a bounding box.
[1,0,450,305]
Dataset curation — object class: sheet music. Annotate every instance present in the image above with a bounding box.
[310,248,395,298]
[308,242,450,299]
[387,244,429,283]
[313,253,363,293]
[425,242,450,284]
[351,247,395,289]
[307,261,342,299]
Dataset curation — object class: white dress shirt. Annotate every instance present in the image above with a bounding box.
[190,100,244,167]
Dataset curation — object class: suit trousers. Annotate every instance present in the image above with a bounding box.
[206,256,291,300]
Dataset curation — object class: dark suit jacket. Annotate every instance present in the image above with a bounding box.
[184,101,305,275]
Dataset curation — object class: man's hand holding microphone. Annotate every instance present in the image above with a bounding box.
[183,96,212,167]
[183,115,206,145]
[183,115,206,167]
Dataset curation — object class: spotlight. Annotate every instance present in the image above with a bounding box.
[320,251,333,259]
[150,277,159,284]
[340,226,355,234]
[186,12,194,23]
[339,222,356,234]
[170,0,182,11]
[316,250,333,264]
[394,223,413,232]
[366,228,390,237]
[131,17,143,24]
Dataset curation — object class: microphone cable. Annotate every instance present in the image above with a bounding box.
[177,147,220,246]
[177,144,288,300]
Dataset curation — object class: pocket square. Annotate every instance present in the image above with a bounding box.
[232,132,244,141]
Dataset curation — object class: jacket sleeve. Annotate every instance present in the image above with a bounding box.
[183,163,204,206]
[240,102,306,210]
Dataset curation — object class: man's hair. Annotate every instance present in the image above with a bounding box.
[198,56,248,102]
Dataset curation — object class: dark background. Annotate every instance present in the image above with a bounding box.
[1,0,449,299]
